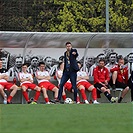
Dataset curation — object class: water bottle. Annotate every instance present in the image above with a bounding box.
[3,93,7,104]
[13,77,16,84]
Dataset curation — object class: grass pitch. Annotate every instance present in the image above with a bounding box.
[0,103,132,133]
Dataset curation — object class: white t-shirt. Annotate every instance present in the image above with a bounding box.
[77,70,88,84]
[56,69,71,85]
[18,72,33,85]
[35,70,49,84]
[0,72,8,82]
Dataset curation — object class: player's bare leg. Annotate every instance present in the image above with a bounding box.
[7,84,18,103]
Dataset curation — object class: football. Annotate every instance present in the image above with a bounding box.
[64,98,73,104]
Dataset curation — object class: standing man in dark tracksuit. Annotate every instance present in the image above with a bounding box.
[57,42,79,103]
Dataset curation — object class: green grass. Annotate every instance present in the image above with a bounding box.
[0,103,132,133]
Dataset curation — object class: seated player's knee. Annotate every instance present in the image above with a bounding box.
[52,87,58,92]
[112,71,118,76]
[88,85,94,91]
[101,87,107,93]
[106,89,110,93]
[0,87,3,92]
[78,85,85,90]
[125,86,129,91]
[11,84,18,91]
[37,86,41,91]
[0,84,3,90]
[21,86,27,91]
[15,85,19,90]
[41,88,47,92]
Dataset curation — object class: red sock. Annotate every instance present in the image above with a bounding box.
[77,96,80,102]
[44,97,49,103]
[23,91,29,102]
[62,95,66,100]
[7,96,13,103]
[80,89,87,100]
[34,91,40,102]
[92,88,97,100]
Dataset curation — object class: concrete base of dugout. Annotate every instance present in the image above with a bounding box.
[0,88,131,104]
[0,78,132,104]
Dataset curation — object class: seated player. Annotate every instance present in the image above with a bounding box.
[93,59,118,103]
[0,59,18,104]
[77,61,99,104]
[18,63,41,104]
[35,62,59,104]
[56,61,80,103]
[109,57,129,103]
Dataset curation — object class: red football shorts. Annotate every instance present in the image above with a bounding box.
[21,83,36,90]
[38,81,56,91]
[77,81,92,89]
[64,82,72,92]
[0,82,14,90]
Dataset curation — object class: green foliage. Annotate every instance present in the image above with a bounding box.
[0,0,133,32]
[110,0,133,31]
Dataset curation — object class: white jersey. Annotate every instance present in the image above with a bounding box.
[18,72,33,85]
[35,70,49,84]
[56,69,71,85]
[77,70,88,84]
[56,69,63,84]
[0,72,8,82]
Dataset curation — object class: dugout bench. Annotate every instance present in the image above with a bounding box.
[0,77,131,104]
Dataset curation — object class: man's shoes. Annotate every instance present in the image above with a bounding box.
[118,99,121,103]
[111,97,118,103]
[77,101,80,104]
[27,100,32,104]
[72,101,80,104]
[30,101,37,104]
[3,93,7,104]
[7,101,12,104]
[118,97,123,103]
[45,101,55,104]
[51,99,64,104]
[3,99,7,104]
[112,84,116,91]
[84,100,89,104]
[46,102,50,104]
[54,99,61,104]
[49,99,56,104]
[60,101,64,104]
[93,100,100,104]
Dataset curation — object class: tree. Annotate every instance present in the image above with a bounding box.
[0,0,133,32]
[109,0,133,31]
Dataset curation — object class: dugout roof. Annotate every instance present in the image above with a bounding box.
[0,32,133,48]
